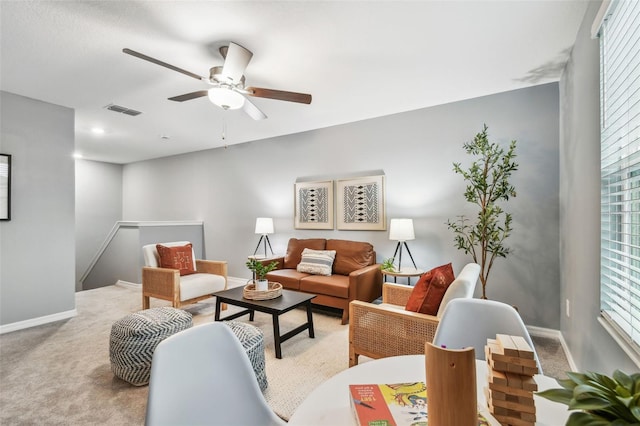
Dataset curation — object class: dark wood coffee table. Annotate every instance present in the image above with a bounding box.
[213,286,316,359]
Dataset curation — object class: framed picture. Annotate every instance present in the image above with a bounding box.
[294,180,334,229]
[0,154,10,221]
[336,175,386,230]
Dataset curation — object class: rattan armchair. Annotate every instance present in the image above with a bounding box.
[142,241,228,310]
[348,263,480,366]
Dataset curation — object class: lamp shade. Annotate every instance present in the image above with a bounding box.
[389,218,415,241]
[255,217,274,235]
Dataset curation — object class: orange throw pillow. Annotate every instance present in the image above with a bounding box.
[156,243,197,276]
[405,263,455,315]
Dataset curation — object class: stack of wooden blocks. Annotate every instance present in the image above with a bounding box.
[484,334,539,426]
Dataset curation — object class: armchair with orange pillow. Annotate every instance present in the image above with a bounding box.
[141,241,228,310]
[348,262,480,366]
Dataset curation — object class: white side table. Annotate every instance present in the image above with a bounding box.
[382,267,425,285]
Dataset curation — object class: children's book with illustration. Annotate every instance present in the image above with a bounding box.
[349,382,491,426]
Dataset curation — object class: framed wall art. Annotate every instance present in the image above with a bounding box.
[336,175,386,230]
[294,180,334,229]
[0,154,10,221]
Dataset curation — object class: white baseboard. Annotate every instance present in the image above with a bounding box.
[526,325,560,339]
[115,280,141,289]
[527,325,578,371]
[557,332,578,371]
[0,309,77,335]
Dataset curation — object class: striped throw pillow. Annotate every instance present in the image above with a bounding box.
[296,248,337,276]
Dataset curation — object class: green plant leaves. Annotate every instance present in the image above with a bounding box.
[246,259,278,280]
[537,369,640,424]
[445,124,517,299]
[380,258,396,272]
[631,405,640,421]
[566,411,616,426]
[536,388,574,404]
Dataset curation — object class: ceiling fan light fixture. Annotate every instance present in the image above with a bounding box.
[208,87,245,110]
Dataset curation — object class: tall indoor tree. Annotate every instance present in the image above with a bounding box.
[447,124,518,299]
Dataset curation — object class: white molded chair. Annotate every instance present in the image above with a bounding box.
[145,322,286,426]
[436,263,481,314]
[142,241,227,309]
[433,298,542,373]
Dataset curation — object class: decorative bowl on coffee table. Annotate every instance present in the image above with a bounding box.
[243,281,283,300]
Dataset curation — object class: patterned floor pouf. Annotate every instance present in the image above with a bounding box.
[223,321,268,391]
[110,307,193,386]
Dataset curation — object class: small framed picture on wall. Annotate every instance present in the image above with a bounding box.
[336,175,386,231]
[294,180,334,229]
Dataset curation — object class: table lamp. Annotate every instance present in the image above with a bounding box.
[253,217,275,258]
[389,218,417,271]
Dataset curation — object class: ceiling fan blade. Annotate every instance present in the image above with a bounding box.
[123,48,204,81]
[246,87,312,104]
[168,91,208,102]
[220,42,253,84]
[242,96,267,120]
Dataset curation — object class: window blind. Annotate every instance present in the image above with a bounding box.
[600,0,640,354]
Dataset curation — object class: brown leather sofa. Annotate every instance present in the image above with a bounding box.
[264,238,382,324]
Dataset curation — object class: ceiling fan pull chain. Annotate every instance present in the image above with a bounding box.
[221,112,228,149]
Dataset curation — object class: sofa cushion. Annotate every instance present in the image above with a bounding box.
[284,238,327,269]
[405,263,455,315]
[300,274,350,299]
[156,243,196,276]
[326,239,374,275]
[265,269,310,290]
[297,249,336,276]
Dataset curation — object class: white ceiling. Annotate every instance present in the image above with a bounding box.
[0,1,589,164]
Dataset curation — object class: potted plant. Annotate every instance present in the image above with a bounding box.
[246,258,278,291]
[446,124,518,299]
[537,369,640,425]
[381,258,396,273]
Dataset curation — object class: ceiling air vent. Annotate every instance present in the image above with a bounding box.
[104,103,142,116]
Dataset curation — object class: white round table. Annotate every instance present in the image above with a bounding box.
[288,355,569,425]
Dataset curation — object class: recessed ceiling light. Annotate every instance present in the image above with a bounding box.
[73,152,83,159]
[91,127,105,135]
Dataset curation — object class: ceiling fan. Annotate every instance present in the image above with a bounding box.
[122,42,312,120]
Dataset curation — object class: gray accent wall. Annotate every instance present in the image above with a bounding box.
[81,222,203,289]
[123,83,561,328]
[559,1,637,372]
[0,91,76,326]
[75,159,123,291]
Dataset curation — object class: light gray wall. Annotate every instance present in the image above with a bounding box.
[75,159,123,291]
[138,224,204,262]
[83,226,139,290]
[80,222,204,289]
[0,91,76,325]
[123,83,561,328]
[559,1,637,373]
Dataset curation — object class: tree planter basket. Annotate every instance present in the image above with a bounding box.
[243,281,282,300]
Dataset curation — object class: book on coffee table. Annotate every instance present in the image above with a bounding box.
[349,382,491,426]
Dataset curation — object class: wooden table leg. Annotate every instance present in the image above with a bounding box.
[306,301,315,338]
[214,298,222,321]
[272,314,282,359]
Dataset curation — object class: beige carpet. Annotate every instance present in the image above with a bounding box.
[0,284,350,425]
[0,284,570,425]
